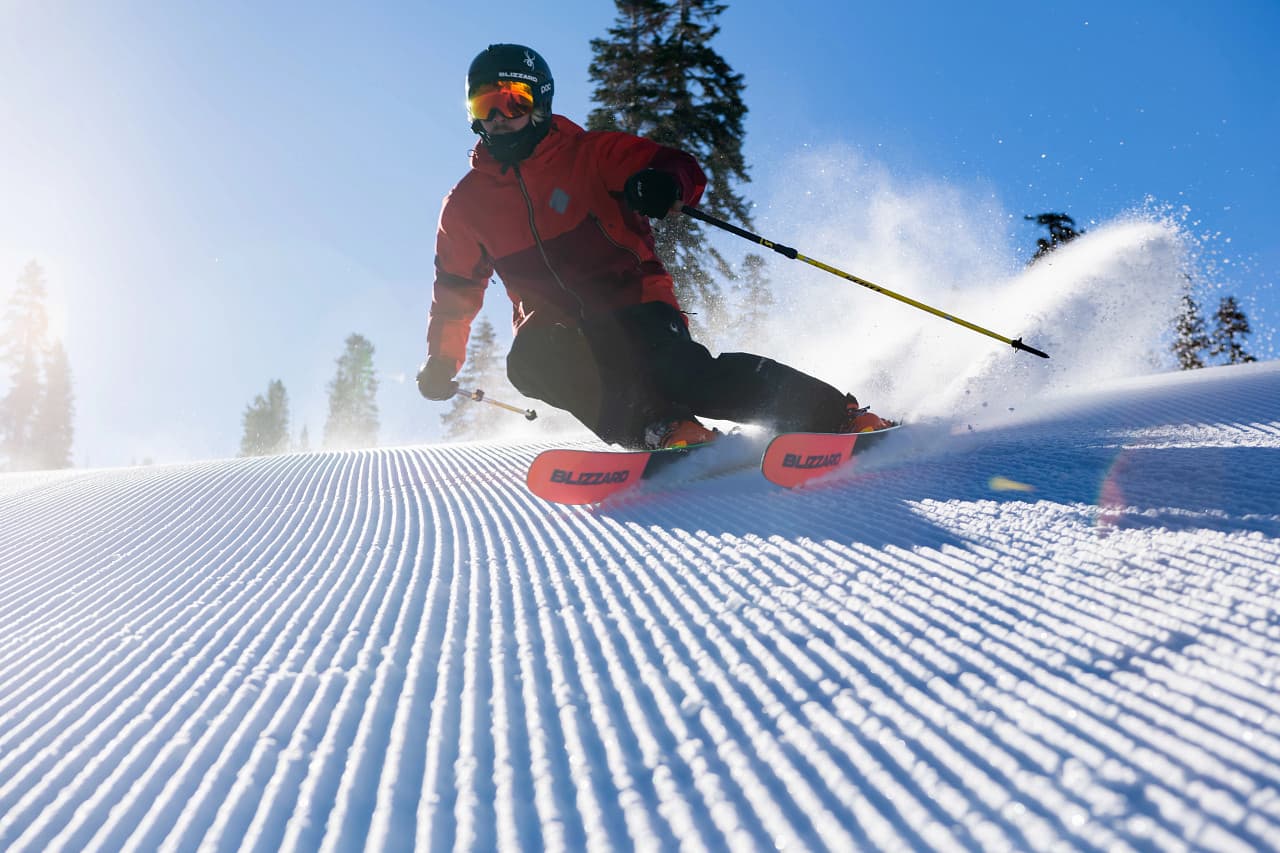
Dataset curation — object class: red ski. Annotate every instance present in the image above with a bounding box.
[761,424,901,489]
[526,447,654,505]
[526,441,723,505]
[527,426,901,504]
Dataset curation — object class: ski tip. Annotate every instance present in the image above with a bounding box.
[526,448,651,505]
[761,432,860,489]
[761,425,904,489]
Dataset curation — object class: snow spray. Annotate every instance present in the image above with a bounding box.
[742,146,1189,426]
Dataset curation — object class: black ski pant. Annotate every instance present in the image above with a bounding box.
[506,301,850,448]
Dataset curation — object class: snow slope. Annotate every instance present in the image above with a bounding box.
[2,361,1279,852]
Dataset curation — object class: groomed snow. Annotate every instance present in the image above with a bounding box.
[1,360,1278,851]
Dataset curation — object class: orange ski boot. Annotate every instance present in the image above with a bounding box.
[838,401,896,433]
[644,417,719,450]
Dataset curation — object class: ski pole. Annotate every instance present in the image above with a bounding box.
[456,387,538,421]
[681,205,1051,359]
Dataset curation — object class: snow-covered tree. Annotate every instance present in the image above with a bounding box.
[324,334,379,449]
[240,379,291,456]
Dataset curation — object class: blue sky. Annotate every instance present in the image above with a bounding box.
[2,1,1277,466]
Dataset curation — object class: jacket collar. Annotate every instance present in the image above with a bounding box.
[469,114,583,174]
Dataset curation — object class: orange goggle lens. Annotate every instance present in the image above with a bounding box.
[467,81,535,121]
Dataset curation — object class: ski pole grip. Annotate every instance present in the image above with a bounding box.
[681,205,797,258]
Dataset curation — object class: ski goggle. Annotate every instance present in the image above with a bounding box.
[467,80,535,121]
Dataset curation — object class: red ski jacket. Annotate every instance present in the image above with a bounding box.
[426,115,707,372]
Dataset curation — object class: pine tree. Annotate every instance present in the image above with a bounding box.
[586,1,671,137]
[588,0,752,337]
[240,379,291,456]
[729,252,773,344]
[297,425,311,452]
[33,341,74,468]
[323,334,380,449]
[1172,292,1210,370]
[1025,213,1085,263]
[1,261,52,471]
[441,317,506,439]
[1210,295,1257,365]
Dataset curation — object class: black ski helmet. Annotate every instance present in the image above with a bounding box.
[466,44,555,163]
[466,44,554,119]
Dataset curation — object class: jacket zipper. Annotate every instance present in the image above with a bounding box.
[589,213,643,265]
[513,164,586,321]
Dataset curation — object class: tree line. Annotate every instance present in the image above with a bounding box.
[0,259,382,468]
[239,333,380,456]
[1172,290,1256,369]
[1024,213,1258,368]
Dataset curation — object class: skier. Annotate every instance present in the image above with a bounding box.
[417,43,893,449]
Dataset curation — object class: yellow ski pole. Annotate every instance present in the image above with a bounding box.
[682,205,1050,359]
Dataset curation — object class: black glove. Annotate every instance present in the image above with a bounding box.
[623,168,681,219]
[416,356,459,401]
